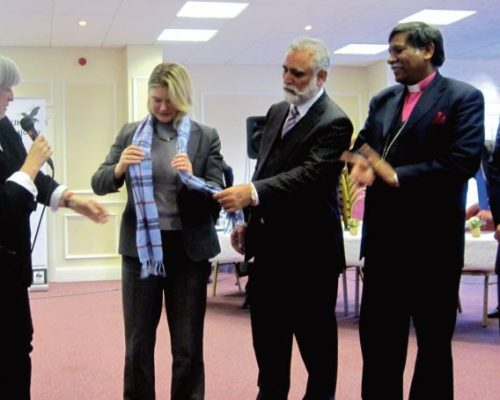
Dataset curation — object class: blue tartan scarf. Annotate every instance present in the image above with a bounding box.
[130,114,244,278]
[130,116,165,278]
[176,117,245,229]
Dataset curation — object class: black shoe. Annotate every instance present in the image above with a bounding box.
[487,308,499,319]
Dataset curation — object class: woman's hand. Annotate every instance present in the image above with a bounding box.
[171,153,193,174]
[20,135,52,180]
[114,145,145,178]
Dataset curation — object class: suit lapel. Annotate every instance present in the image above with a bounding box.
[255,103,288,177]
[383,88,405,137]
[403,74,444,132]
[176,122,201,191]
[282,93,327,150]
[255,94,329,178]
[0,118,26,168]
[186,123,201,161]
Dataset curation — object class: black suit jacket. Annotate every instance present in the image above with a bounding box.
[245,92,353,273]
[487,117,500,274]
[353,72,484,271]
[0,117,58,287]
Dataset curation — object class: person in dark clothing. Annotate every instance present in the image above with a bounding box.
[214,36,353,400]
[344,22,484,399]
[486,117,500,320]
[0,55,108,400]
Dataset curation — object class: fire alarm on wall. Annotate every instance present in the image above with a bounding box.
[78,57,87,66]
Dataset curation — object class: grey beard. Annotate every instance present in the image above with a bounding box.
[283,82,319,105]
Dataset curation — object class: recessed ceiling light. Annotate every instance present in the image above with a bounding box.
[78,20,87,27]
[304,25,312,31]
[157,29,218,42]
[333,44,388,55]
[399,9,476,25]
[177,1,248,18]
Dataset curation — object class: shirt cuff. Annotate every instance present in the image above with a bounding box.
[50,185,67,211]
[393,172,400,187]
[250,183,260,206]
[7,171,38,199]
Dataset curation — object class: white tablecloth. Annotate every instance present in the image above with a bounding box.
[463,232,497,271]
[344,232,363,267]
[212,230,498,272]
[343,230,497,272]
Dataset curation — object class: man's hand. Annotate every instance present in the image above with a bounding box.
[340,151,376,186]
[213,183,253,213]
[64,192,109,224]
[359,144,399,187]
[477,209,493,223]
[231,224,246,254]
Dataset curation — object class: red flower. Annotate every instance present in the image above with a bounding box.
[432,111,447,124]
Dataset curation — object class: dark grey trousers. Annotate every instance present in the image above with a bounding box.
[122,231,211,400]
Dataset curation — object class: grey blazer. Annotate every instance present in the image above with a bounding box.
[91,118,223,261]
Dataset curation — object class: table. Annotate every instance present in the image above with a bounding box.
[210,231,364,314]
[344,230,498,270]
[462,232,497,326]
[343,230,498,326]
[211,230,498,326]
[343,232,364,316]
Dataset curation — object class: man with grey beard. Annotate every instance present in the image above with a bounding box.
[214,37,353,400]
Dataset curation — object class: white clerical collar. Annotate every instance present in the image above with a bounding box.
[407,84,420,93]
[407,71,437,94]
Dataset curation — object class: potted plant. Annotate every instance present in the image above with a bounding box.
[347,218,361,236]
[466,216,485,238]
[339,166,365,230]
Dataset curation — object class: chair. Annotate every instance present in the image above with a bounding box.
[210,233,244,297]
[210,261,243,297]
[341,265,362,317]
[460,267,496,327]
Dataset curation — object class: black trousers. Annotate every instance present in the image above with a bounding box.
[0,285,33,400]
[122,231,211,400]
[359,260,462,400]
[249,254,339,400]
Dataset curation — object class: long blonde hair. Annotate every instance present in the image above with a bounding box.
[147,63,192,128]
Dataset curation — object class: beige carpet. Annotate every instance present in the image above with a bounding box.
[29,269,499,399]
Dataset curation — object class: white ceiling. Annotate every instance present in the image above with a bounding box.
[1,0,499,67]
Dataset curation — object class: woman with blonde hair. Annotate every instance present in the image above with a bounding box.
[92,62,224,400]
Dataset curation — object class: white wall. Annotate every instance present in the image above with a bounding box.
[1,45,498,282]
[186,63,376,184]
